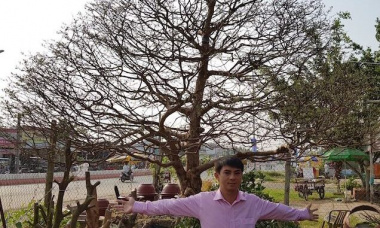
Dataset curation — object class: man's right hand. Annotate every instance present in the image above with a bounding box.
[114,197,135,214]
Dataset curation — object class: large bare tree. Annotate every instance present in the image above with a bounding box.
[3,0,332,194]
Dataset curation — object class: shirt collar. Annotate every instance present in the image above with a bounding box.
[214,189,247,204]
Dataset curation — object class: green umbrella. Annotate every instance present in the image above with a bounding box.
[322,147,369,161]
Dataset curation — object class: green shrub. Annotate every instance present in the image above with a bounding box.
[346,176,361,190]
[6,200,72,228]
[174,217,201,228]
[6,200,36,228]
[256,220,300,228]
[240,171,273,201]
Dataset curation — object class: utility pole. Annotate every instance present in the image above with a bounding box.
[367,99,380,203]
[14,114,21,173]
[370,135,374,203]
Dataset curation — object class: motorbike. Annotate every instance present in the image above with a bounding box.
[120,170,134,182]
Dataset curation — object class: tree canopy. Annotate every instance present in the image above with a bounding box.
[2,0,335,193]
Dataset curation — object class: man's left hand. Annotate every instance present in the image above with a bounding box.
[306,203,318,221]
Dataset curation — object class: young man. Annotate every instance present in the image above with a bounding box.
[116,156,318,227]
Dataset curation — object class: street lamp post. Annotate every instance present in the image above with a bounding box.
[251,75,258,169]
[367,99,380,203]
[14,114,21,173]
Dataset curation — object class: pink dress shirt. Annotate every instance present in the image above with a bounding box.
[133,189,311,228]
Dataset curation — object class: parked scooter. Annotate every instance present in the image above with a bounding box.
[120,170,134,182]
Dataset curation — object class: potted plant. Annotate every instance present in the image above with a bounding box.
[346,176,361,195]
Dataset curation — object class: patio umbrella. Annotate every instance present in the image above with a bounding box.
[106,154,149,164]
[322,147,369,199]
[322,148,369,162]
[106,155,129,163]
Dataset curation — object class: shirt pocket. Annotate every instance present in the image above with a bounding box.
[236,218,257,228]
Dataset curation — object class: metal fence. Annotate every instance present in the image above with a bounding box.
[0,169,156,212]
[1,161,374,227]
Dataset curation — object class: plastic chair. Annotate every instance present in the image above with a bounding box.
[114,185,129,202]
[322,209,350,228]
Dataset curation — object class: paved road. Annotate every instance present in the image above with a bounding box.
[0,175,153,211]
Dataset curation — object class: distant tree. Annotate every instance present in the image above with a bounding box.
[3,0,333,194]
[266,13,380,200]
[267,13,380,152]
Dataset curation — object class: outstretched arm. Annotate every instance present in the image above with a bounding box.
[259,197,318,222]
[113,195,201,218]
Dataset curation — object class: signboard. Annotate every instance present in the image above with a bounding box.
[303,167,314,179]
[22,130,50,149]
[0,128,50,149]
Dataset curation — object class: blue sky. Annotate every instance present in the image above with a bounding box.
[0,0,379,95]
[323,0,380,50]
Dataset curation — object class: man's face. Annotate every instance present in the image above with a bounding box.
[214,165,242,193]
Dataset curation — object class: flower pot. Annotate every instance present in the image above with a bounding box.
[160,183,180,199]
[353,188,366,200]
[162,183,180,195]
[97,198,109,216]
[137,184,157,201]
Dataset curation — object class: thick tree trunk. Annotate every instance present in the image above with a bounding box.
[172,153,203,196]
[182,171,203,197]
[181,140,202,196]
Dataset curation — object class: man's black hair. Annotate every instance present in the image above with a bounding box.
[214,156,244,173]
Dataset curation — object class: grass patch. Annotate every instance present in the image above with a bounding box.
[332,192,345,196]
[263,189,300,202]
[263,188,335,203]
[299,219,323,228]
[263,171,285,177]
[261,171,285,182]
